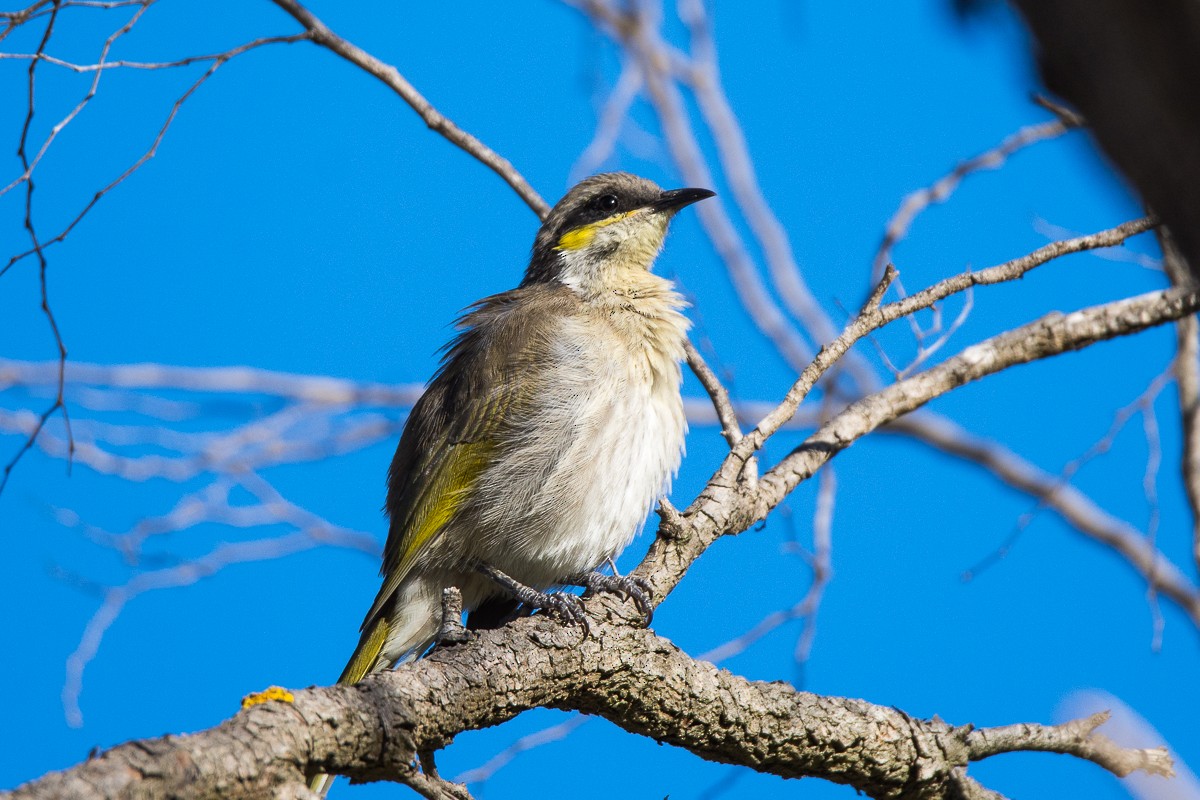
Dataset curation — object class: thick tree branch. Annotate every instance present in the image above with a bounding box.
[4,614,1171,800]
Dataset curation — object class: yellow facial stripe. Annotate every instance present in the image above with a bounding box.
[556,211,635,251]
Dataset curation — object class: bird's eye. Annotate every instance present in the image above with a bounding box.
[595,194,619,212]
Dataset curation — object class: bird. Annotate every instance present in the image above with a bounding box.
[312,172,712,792]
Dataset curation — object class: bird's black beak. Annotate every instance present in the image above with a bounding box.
[652,187,716,212]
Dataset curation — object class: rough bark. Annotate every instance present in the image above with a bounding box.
[2,614,1172,800]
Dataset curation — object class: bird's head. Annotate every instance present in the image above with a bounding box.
[523,172,714,291]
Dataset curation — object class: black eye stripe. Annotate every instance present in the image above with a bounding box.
[560,192,628,234]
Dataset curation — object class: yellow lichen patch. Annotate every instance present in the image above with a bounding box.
[240,685,295,710]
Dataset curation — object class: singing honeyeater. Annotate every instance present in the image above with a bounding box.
[318,173,711,763]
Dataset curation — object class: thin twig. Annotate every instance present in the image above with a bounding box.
[685,340,742,447]
[727,218,1156,472]
[1,34,306,278]
[454,716,589,786]
[871,116,1077,284]
[60,472,378,726]
[268,0,549,219]
[1,27,309,495]
[892,413,1200,630]
[676,0,837,346]
[2,0,72,500]
[571,61,643,181]
[961,366,1173,584]
[965,711,1172,779]
[568,0,816,371]
[0,0,158,201]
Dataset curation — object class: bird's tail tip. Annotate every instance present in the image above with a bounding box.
[309,772,334,797]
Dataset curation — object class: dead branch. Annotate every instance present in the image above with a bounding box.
[5,616,1172,800]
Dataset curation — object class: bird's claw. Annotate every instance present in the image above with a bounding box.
[541,591,590,637]
[475,562,592,638]
[567,571,655,626]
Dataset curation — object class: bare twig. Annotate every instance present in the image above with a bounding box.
[1060,689,1200,799]
[454,716,588,786]
[871,117,1077,284]
[696,467,834,668]
[1031,93,1085,128]
[0,36,311,74]
[268,0,549,219]
[795,464,834,667]
[1,1,155,201]
[1,0,71,500]
[685,340,742,447]
[891,413,1200,630]
[676,0,837,346]
[568,0,817,371]
[727,217,1155,473]
[0,356,814,437]
[61,473,378,726]
[965,711,1173,779]
[0,31,310,279]
[725,265,898,467]
[1033,217,1162,270]
[0,10,309,496]
[571,61,643,181]
[961,366,1173,588]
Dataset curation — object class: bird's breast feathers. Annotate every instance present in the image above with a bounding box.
[467,281,689,584]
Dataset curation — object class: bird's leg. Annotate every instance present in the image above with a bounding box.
[435,586,471,646]
[562,570,654,626]
[474,562,589,635]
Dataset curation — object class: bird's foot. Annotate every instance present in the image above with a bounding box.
[475,562,590,636]
[564,570,654,626]
[436,586,472,646]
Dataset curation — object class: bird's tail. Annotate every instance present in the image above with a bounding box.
[309,577,442,796]
[309,772,335,797]
[307,615,390,796]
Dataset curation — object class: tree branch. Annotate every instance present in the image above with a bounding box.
[636,285,1200,605]
[871,116,1077,284]
[4,616,1171,800]
[268,0,549,219]
[965,711,1173,778]
[684,339,742,447]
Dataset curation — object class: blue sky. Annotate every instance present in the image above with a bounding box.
[1,2,1195,799]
